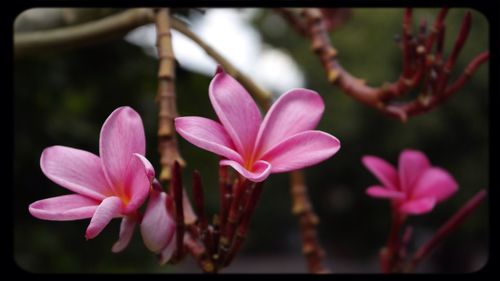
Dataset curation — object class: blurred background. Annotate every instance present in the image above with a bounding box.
[14,8,489,273]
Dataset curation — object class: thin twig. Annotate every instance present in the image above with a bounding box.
[171,17,272,109]
[406,189,487,272]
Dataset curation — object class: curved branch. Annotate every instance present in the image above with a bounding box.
[14,8,155,58]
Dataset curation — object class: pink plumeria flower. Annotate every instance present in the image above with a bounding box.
[362,149,458,215]
[29,106,155,252]
[140,189,176,264]
[175,67,340,182]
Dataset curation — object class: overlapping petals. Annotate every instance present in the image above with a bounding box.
[362,149,458,215]
[175,67,340,182]
[29,106,155,252]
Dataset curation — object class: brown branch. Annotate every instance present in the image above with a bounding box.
[14,8,155,58]
[290,171,330,274]
[406,189,487,272]
[155,9,186,183]
[279,8,488,122]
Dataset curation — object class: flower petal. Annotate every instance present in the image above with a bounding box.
[398,149,431,193]
[85,196,123,240]
[254,89,325,157]
[100,106,146,196]
[175,116,243,162]
[159,233,176,265]
[140,190,176,253]
[260,131,340,173]
[29,194,99,221]
[362,155,399,191]
[411,168,458,202]
[40,146,111,200]
[366,186,405,199]
[209,67,262,158]
[123,153,155,214]
[399,197,436,215]
[220,159,271,182]
[111,215,137,253]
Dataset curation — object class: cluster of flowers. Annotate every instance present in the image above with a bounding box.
[28,68,457,264]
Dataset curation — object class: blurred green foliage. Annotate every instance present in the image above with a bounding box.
[14,8,488,273]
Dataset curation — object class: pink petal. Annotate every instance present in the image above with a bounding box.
[40,146,112,200]
[100,106,146,196]
[220,159,271,182]
[29,194,99,221]
[399,197,436,215]
[254,89,325,157]
[411,168,458,202]
[122,153,155,214]
[159,233,176,265]
[398,149,431,193]
[209,67,262,159]
[140,190,176,253]
[366,186,405,199]
[85,196,123,240]
[361,155,399,191]
[260,131,340,173]
[175,116,243,162]
[111,215,137,253]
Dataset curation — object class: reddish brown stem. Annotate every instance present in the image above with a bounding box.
[424,8,448,53]
[445,51,489,97]
[219,164,231,233]
[192,170,211,256]
[407,189,487,272]
[217,178,251,266]
[171,161,185,261]
[399,226,413,260]
[436,12,471,95]
[224,182,265,267]
[290,171,330,274]
[381,210,405,273]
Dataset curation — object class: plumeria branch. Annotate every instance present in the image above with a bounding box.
[14,8,155,58]
[277,8,489,122]
[154,8,186,183]
[405,189,487,272]
[290,171,331,273]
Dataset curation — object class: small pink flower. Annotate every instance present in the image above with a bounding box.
[175,67,341,182]
[140,189,176,264]
[362,149,458,215]
[29,107,155,252]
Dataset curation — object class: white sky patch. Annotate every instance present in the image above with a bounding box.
[125,9,304,96]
